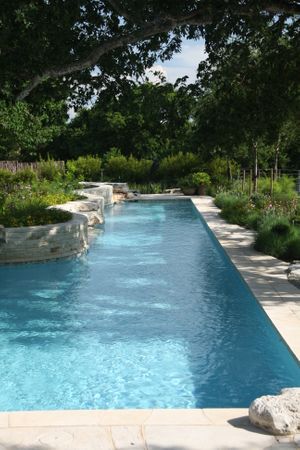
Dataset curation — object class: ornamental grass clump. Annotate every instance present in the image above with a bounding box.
[254,215,300,261]
[215,193,250,226]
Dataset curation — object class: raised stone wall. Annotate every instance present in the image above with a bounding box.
[77,183,114,206]
[0,213,88,264]
[0,183,114,264]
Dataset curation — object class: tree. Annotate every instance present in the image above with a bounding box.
[191,15,300,185]
[1,1,299,103]
[45,77,195,160]
[0,101,67,160]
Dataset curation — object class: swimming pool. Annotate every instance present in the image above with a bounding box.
[0,200,299,410]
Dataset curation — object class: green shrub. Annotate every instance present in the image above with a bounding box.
[38,158,64,181]
[0,195,72,227]
[104,153,152,182]
[178,174,195,189]
[214,193,250,226]
[258,175,296,197]
[245,211,261,230]
[128,183,164,194]
[282,235,300,261]
[191,172,211,186]
[0,169,14,189]
[254,215,299,261]
[14,168,38,184]
[66,155,102,181]
[158,152,201,183]
[208,157,239,186]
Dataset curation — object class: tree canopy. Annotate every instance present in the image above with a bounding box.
[1,0,300,104]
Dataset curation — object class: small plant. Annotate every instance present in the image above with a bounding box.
[191,172,211,186]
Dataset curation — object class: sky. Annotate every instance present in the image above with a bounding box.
[146,38,206,83]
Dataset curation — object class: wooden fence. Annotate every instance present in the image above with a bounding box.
[0,160,65,173]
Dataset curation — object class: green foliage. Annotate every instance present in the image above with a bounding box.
[215,187,300,261]
[217,194,250,226]
[37,158,64,181]
[254,215,300,261]
[13,168,38,184]
[191,172,211,186]
[0,101,65,160]
[0,169,14,191]
[178,174,196,189]
[0,172,79,227]
[258,175,296,196]
[47,79,195,160]
[66,155,102,181]
[128,183,164,194]
[0,195,71,227]
[179,171,210,189]
[104,152,152,183]
[158,152,201,183]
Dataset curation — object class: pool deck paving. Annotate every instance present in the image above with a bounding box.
[1,195,299,450]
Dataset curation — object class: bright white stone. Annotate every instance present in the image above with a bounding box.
[249,388,300,435]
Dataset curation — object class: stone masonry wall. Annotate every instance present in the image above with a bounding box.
[0,213,88,264]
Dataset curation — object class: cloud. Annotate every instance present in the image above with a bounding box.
[158,39,207,83]
[144,65,168,83]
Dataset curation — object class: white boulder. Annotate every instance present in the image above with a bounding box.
[249,388,300,435]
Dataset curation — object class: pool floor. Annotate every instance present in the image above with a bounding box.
[0,200,299,410]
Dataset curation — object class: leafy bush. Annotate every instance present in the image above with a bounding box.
[0,169,14,188]
[0,194,72,227]
[66,155,102,181]
[258,175,296,197]
[215,193,250,226]
[38,158,64,181]
[208,157,239,186]
[178,174,196,188]
[104,153,152,182]
[128,183,164,194]
[158,152,201,183]
[14,168,38,184]
[191,172,211,186]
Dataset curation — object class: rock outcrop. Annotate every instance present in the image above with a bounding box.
[249,388,300,435]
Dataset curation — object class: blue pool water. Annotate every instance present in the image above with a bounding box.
[0,200,299,410]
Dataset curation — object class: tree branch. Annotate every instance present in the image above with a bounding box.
[106,0,135,22]
[16,1,300,101]
[16,11,212,101]
[264,0,300,14]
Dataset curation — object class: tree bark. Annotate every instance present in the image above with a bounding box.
[253,140,258,194]
[274,134,282,181]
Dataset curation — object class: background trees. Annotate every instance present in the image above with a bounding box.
[0,1,299,174]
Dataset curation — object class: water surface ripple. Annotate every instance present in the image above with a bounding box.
[0,200,299,410]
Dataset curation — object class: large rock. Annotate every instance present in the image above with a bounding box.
[249,388,300,435]
[53,198,105,226]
